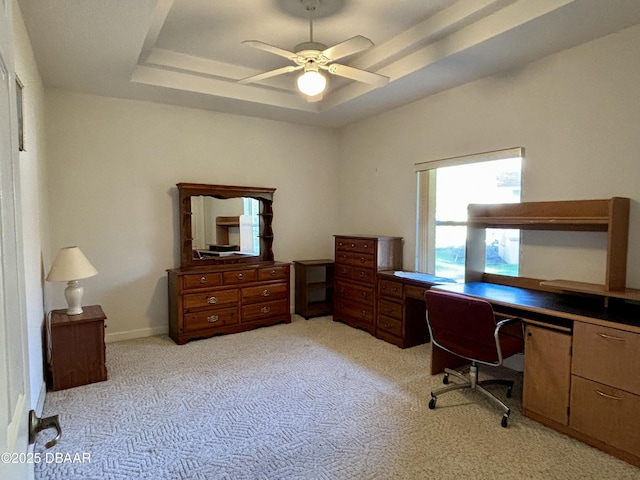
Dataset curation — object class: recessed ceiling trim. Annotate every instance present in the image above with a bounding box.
[131,65,319,112]
[138,0,175,64]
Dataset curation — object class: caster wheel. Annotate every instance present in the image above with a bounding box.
[428,397,437,410]
[506,385,513,398]
[501,414,509,428]
[443,374,449,385]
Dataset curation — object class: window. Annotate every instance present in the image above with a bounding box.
[415,148,523,282]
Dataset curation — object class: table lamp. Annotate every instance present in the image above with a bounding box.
[46,246,98,315]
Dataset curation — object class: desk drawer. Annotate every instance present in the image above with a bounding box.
[572,322,640,395]
[570,375,640,457]
[378,298,402,320]
[379,279,403,299]
[378,315,402,337]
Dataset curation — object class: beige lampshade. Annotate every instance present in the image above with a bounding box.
[46,246,98,282]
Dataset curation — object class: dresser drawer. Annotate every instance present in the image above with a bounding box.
[223,269,258,285]
[334,280,374,306]
[378,298,402,320]
[379,279,403,299]
[183,289,239,310]
[335,252,375,269]
[242,298,289,322]
[259,265,289,281]
[184,307,239,332]
[335,298,374,323]
[572,322,640,395]
[183,272,223,290]
[378,315,402,337]
[335,237,376,254]
[242,282,288,304]
[570,375,640,457]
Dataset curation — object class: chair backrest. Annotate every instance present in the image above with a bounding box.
[424,289,502,365]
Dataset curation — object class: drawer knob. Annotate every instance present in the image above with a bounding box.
[207,315,219,323]
[270,270,277,277]
[360,310,367,317]
[361,292,366,298]
[207,296,218,304]
[261,306,271,314]
[262,289,271,297]
[237,273,244,280]
[359,272,365,278]
[199,276,207,284]
[359,257,366,263]
[351,243,356,248]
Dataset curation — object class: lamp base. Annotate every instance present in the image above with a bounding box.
[65,280,84,315]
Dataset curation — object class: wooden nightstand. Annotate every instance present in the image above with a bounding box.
[47,305,107,391]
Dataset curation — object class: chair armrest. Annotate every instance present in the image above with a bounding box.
[494,317,524,363]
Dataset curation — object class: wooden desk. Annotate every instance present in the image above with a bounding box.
[376,271,454,348]
[432,282,640,468]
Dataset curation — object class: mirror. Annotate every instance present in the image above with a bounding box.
[177,183,276,268]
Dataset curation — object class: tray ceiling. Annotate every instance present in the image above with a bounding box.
[16,0,640,127]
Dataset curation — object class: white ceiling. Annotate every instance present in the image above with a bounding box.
[16,0,640,128]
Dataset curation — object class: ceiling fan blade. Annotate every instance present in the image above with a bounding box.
[242,40,298,60]
[322,35,374,62]
[238,65,302,85]
[326,64,389,87]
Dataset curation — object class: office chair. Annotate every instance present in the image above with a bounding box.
[424,289,524,427]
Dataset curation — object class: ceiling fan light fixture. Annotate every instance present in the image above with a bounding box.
[297,68,327,96]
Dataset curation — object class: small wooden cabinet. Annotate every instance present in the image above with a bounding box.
[168,262,291,344]
[333,235,402,336]
[47,305,107,391]
[294,260,334,319]
[522,324,572,425]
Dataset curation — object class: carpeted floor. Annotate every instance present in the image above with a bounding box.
[34,315,640,479]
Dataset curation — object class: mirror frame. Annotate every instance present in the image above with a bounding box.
[177,183,276,268]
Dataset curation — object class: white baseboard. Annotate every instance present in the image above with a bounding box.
[105,326,168,343]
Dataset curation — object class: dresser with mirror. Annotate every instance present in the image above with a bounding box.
[167,183,291,344]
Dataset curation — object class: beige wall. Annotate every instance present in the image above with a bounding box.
[44,92,340,341]
[338,23,640,288]
[42,22,640,343]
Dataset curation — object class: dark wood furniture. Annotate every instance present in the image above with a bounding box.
[168,262,291,344]
[47,305,107,391]
[168,184,291,344]
[294,260,334,319]
[333,235,402,336]
[376,271,454,348]
[433,281,640,468]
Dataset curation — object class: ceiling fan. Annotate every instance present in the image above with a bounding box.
[238,0,389,101]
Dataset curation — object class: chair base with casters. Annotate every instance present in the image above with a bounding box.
[428,362,515,428]
[424,289,524,428]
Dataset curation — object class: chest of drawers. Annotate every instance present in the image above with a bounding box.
[168,262,290,344]
[333,235,402,335]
